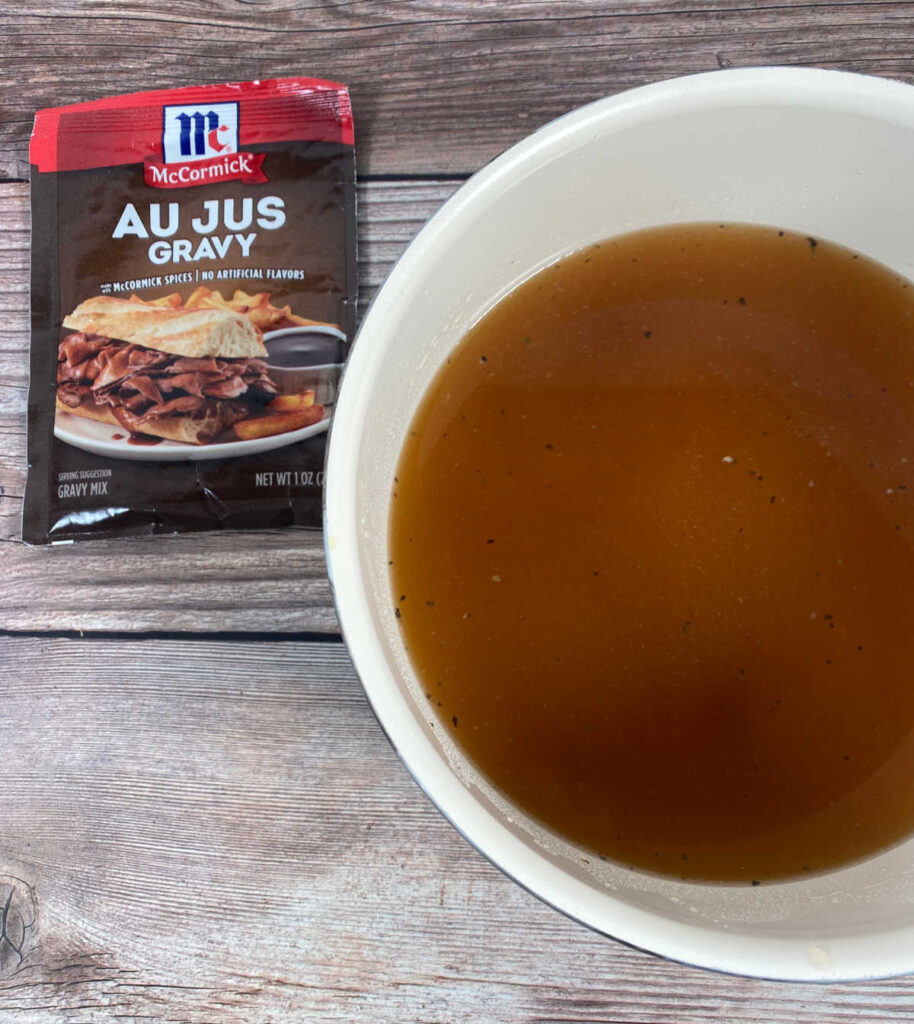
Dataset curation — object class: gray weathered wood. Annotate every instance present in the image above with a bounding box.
[0,179,458,633]
[7,5,914,1019]
[3,635,914,1023]
[3,1,914,180]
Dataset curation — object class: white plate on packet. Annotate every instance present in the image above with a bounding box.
[54,408,330,461]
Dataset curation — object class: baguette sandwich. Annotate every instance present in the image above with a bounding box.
[56,296,278,444]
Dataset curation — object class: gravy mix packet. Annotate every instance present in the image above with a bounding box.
[24,77,355,543]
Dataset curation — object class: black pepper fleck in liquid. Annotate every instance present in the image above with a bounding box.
[389,222,914,883]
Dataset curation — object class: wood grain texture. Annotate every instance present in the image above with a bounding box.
[7,5,914,1021]
[2,635,914,1023]
[0,178,457,633]
[3,1,914,180]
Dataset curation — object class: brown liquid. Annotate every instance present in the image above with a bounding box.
[127,432,163,446]
[389,223,914,883]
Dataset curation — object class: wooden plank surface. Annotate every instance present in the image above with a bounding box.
[6,4,914,1021]
[0,179,458,633]
[3,635,914,1023]
[3,1,914,180]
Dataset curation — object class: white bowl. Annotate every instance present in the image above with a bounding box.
[325,67,914,981]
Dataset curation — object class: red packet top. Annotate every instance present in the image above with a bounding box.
[30,77,354,175]
[24,77,357,544]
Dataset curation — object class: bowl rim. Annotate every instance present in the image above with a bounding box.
[324,66,914,982]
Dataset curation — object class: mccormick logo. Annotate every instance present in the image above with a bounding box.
[145,101,266,188]
[162,102,239,163]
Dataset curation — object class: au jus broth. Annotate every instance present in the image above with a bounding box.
[389,222,914,883]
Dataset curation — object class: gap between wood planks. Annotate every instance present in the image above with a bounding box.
[0,628,346,642]
[0,172,471,184]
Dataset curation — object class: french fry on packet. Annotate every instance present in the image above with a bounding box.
[24,77,356,543]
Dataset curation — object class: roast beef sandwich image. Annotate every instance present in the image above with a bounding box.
[56,296,280,444]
